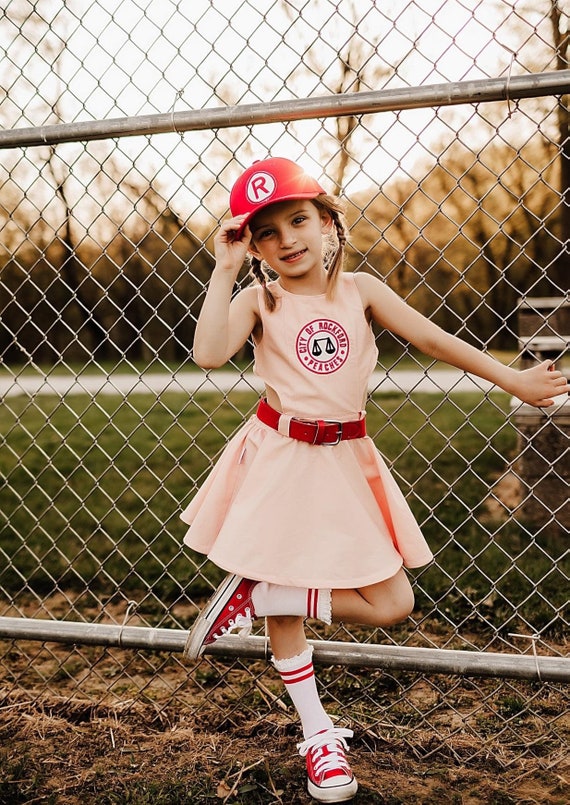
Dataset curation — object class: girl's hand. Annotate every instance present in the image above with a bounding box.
[213,214,252,273]
[510,359,569,407]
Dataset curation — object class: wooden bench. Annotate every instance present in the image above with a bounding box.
[517,296,569,368]
[512,296,569,535]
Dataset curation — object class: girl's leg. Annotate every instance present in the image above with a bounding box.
[267,615,333,738]
[268,572,413,740]
[256,567,413,628]
[268,615,358,801]
[185,567,413,658]
[267,614,309,661]
[331,567,415,627]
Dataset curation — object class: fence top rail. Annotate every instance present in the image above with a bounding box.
[1,70,569,150]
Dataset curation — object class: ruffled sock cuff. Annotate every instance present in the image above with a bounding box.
[271,644,313,672]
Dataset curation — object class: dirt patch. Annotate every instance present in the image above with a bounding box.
[1,679,568,804]
[1,599,567,804]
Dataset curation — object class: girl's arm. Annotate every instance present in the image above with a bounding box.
[355,272,569,408]
[193,217,260,369]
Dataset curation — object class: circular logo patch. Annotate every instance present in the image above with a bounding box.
[295,319,349,374]
[246,171,277,205]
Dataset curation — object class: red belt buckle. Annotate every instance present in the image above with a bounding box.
[318,420,342,445]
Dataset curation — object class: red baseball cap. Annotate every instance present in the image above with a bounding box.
[229,157,326,237]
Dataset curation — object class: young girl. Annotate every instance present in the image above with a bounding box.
[181,156,568,803]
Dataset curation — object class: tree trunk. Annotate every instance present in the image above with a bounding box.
[550,0,569,291]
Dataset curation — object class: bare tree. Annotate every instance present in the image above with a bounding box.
[549,0,569,289]
[280,0,392,192]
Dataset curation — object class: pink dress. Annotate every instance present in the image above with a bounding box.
[181,273,433,588]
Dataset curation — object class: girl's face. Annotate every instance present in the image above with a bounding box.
[248,200,332,288]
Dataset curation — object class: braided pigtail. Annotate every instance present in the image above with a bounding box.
[326,208,348,293]
[313,195,348,299]
[250,255,277,311]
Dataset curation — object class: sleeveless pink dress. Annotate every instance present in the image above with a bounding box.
[181,273,432,588]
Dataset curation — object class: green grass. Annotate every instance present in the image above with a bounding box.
[0,390,565,636]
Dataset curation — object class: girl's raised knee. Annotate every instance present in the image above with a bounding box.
[385,584,415,625]
[369,586,415,627]
[397,591,415,622]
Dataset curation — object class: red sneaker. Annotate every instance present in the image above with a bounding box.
[184,575,258,660]
[298,728,358,803]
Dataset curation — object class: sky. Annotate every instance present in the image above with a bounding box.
[0,0,565,231]
[55,0,557,115]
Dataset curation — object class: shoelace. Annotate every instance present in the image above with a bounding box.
[213,608,254,640]
[297,727,354,780]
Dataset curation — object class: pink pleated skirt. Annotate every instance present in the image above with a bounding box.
[181,416,433,588]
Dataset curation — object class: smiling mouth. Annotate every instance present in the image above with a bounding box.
[282,249,307,262]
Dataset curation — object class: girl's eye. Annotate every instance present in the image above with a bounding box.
[258,229,274,239]
[293,216,306,225]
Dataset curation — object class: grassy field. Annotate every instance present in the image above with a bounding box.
[0,389,565,638]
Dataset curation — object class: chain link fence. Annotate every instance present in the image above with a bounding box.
[1,0,569,793]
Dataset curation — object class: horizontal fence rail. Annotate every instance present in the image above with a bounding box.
[1,617,568,682]
[1,71,569,148]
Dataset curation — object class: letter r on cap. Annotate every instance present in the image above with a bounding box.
[246,171,276,204]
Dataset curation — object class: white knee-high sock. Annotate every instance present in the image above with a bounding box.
[273,646,333,739]
[252,583,332,623]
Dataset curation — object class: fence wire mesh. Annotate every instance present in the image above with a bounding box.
[0,0,569,792]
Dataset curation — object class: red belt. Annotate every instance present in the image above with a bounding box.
[256,398,366,446]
